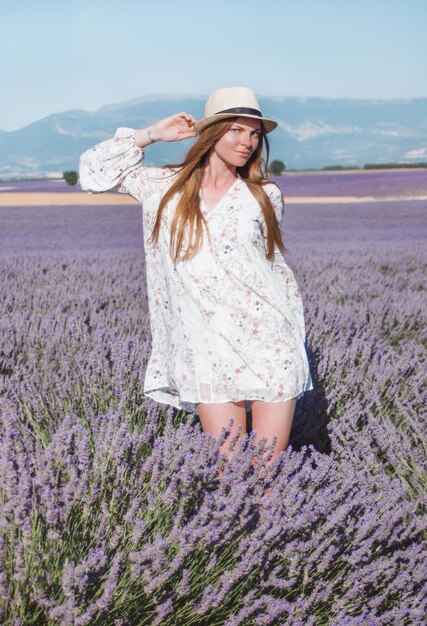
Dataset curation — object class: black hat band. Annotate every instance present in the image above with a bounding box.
[215,107,262,117]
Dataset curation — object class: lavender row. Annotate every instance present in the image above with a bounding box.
[0,179,82,193]
[1,167,426,197]
[1,200,426,260]
[272,168,427,198]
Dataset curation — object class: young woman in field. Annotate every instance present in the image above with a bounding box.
[79,86,313,476]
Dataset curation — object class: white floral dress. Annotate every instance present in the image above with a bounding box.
[79,127,313,412]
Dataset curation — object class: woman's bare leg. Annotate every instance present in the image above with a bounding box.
[251,398,297,495]
[197,401,247,477]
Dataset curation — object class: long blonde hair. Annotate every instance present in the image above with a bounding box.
[149,117,286,264]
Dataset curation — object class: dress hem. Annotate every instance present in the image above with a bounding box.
[144,382,314,413]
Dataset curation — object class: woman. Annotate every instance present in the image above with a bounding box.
[79,86,313,471]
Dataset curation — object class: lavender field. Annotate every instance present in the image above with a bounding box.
[273,168,427,199]
[0,170,426,625]
[2,167,427,198]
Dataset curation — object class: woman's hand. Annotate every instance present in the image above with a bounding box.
[138,112,198,147]
[151,112,198,142]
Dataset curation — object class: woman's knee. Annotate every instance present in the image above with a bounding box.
[197,400,247,438]
[251,398,297,453]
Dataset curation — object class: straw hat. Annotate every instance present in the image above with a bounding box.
[194,86,278,135]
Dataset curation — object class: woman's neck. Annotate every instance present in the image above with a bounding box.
[201,155,237,189]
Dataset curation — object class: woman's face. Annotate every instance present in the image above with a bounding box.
[210,117,262,168]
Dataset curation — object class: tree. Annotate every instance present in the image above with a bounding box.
[63,170,78,186]
[268,160,286,175]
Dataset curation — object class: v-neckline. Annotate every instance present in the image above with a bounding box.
[200,175,241,216]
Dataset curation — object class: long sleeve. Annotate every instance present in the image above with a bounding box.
[268,183,307,339]
[79,127,168,203]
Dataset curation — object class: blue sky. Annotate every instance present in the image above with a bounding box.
[1,0,426,131]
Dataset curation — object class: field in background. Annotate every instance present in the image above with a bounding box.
[0,168,426,257]
[1,166,427,198]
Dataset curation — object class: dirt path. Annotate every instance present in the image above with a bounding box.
[0,191,426,206]
[0,192,139,206]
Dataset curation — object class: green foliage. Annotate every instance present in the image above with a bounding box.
[322,165,361,171]
[363,162,427,170]
[63,170,78,185]
[268,159,286,175]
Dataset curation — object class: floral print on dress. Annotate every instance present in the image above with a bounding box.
[79,127,314,412]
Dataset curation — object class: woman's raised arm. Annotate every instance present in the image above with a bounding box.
[79,113,197,203]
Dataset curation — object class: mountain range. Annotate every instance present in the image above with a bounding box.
[0,94,426,177]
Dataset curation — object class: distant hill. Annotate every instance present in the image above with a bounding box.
[0,94,426,176]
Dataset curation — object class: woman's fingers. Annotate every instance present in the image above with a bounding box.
[176,111,197,123]
[174,112,197,128]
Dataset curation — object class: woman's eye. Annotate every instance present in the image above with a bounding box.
[230,127,259,136]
